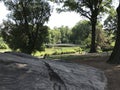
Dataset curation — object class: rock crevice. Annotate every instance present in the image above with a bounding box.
[44,62,67,90]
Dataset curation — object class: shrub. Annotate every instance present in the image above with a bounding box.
[52,50,61,55]
[74,47,83,54]
[0,43,8,49]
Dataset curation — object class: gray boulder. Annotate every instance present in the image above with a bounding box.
[0,52,107,90]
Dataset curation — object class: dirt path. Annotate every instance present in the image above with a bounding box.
[69,55,120,90]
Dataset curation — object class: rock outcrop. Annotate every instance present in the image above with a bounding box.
[0,52,107,90]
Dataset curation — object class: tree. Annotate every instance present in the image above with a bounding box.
[71,20,91,45]
[96,23,109,51]
[58,26,71,43]
[0,28,8,49]
[47,26,71,44]
[103,8,117,49]
[71,20,108,51]
[103,11,117,47]
[58,0,112,53]
[1,0,51,54]
[107,1,120,64]
[104,8,117,33]
[48,29,61,44]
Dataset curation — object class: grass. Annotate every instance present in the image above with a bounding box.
[0,46,81,56]
[47,52,110,61]
[0,49,11,53]
[34,46,81,57]
[47,54,88,60]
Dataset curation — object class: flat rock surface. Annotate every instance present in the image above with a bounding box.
[0,52,107,90]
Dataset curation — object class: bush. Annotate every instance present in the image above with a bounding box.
[52,49,76,55]
[34,46,82,57]
[101,46,113,52]
[75,47,82,54]
[52,50,61,55]
[64,49,76,54]
[0,43,8,49]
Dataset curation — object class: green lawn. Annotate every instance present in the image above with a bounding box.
[0,46,81,56]
[0,49,11,53]
[47,52,110,61]
[34,46,82,57]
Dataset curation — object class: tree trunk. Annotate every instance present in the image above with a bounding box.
[107,3,120,64]
[89,19,97,53]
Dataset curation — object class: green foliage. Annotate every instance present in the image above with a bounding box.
[60,0,112,21]
[1,0,51,54]
[34,46,81,57]
[48,29,61,44]
[71,20,91,44]
[107,2,120,64]
[0,37,8,49]
[74,47,83,54]
[96,24,106,47]
[58,0,112,53]
[58,26,72,43]
[47,26,72,44]
[95,23,114,52]
[0,44,8,49]
[103,5,116,48]
[70,21,112,52]
[46,44,78,47]
[53,48,76,55]
[48,52,109,61]
[83,34,91,49]
[104,8,117,33]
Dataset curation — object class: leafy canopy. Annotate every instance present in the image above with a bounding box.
[59,0,112,20]
[71,20,91,44]
[57,0,112,53]
[1,0,51,54]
